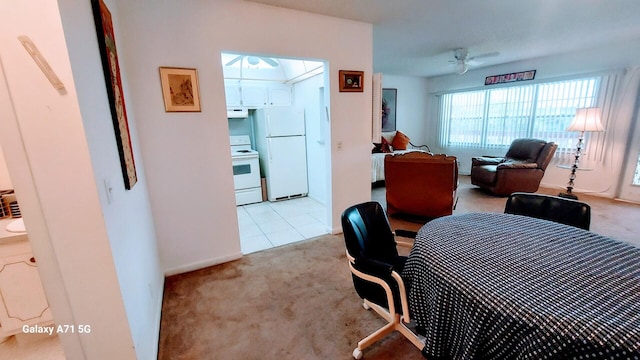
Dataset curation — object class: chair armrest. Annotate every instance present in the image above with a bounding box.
[497,162,538,169]
[472,156,504,166]
[394,229,417,238]
[394,230,417,248]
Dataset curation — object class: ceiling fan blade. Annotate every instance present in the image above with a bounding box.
[225,56,243,66]
[468,51,500,61]
[260,57,279,67]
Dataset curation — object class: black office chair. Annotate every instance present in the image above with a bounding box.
[504,192,591,230]
[341,202,425,359]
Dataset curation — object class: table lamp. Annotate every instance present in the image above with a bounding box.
[559,107,605,199]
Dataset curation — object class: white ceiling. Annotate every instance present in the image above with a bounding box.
[221,52,324,83]
[245,0,640,77]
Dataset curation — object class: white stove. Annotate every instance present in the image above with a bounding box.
[230,135,262,206]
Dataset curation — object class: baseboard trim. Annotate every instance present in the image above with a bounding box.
[163,252,243,276]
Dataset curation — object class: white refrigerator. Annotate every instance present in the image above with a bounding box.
[254,106,308,201]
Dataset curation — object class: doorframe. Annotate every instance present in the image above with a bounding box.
[617,84,640,202]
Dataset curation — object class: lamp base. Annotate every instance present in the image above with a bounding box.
[558,192,578,200]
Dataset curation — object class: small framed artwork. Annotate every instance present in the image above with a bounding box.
[339,70,364,92]
[159,67,202,112]
[485,70,536,86]
[382,88,397,132]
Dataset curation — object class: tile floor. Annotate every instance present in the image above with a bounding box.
[237,196,328,254]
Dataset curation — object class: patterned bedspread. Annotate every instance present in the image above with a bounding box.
[402,212,640,360]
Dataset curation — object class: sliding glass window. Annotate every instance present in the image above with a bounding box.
[438,76,610,157]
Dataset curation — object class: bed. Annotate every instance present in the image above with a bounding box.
[371,150,419,183]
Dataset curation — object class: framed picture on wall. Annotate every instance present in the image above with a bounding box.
[339,70,364,92]
[91,0,138,190]
[382,88,397,132]
[159,67,202,112]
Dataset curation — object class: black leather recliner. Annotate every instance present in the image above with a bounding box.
[504,192,591,230]
[341,202,425,359]
[471,138,558,196]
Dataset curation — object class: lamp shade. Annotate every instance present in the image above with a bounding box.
[567,107,605,132]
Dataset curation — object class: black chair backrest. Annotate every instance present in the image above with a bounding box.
[342,202,398,263]
[504,192,591,230]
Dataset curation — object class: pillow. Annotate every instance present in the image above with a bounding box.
[391,130,410,150]
[381,131,397,144]
[372,143,383,153]
[380,137,392,153]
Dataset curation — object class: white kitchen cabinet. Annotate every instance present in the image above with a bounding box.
[0,236,53,337]
[226,81,293,108]
[241,85,268,107]
[224,81,242,107]
[268,86,292,106]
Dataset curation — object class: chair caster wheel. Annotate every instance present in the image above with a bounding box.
[353,348,363,359]
[362,302,371,310]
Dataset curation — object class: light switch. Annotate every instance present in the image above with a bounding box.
[104,178,113,204]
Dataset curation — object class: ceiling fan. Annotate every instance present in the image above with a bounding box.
[225,55,279,67]
[449,48,499,75]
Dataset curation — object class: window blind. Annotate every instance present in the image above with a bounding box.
[438,74,617,163]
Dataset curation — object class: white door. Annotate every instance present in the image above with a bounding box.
[266,136,308,200]
[264,106,305,137]
[0,254,53,333]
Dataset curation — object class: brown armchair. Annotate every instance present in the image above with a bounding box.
[471,138,557,196]
[384,152,458,219]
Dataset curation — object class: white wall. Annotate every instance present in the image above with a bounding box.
[1,1,136,358]
[381,75,431,147]
[0,147,12,190]
[0,0,164,358]
[56,0,164,357]
[425,39,640,198]
[294,73,328,206]
[117,0,373,272]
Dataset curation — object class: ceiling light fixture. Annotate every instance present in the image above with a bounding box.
[455,60,468,75]
[453,48,469,75]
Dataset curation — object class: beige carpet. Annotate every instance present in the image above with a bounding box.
[158,176,640,359]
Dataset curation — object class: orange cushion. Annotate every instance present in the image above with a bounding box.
[391,131,410,150]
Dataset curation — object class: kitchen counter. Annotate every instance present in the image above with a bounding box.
[0,218,28,246]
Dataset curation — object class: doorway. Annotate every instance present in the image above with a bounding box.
[0,72,64,358]
[221,52,331,254]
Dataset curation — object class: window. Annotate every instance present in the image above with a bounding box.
[634,153,640,186]
[438,76,611,158]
